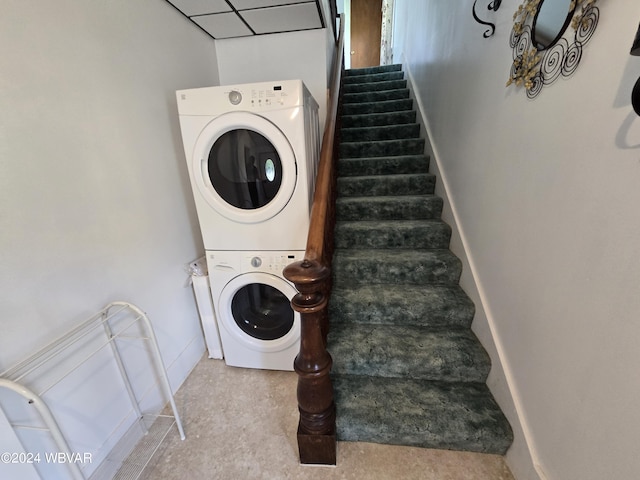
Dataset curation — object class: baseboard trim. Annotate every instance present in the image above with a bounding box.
[401,57,545,480]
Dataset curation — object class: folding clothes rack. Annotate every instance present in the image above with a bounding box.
[0,301,185,480]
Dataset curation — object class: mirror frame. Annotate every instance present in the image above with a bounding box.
[507,0,600,98]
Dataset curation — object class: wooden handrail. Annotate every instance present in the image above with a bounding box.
[305,20,344,264]
[283,12,344,466]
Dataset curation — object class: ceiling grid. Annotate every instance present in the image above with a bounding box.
[166,0,324,39]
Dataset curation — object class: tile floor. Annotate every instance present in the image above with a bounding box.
[138,355,515,479]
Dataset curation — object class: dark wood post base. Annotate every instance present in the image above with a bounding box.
[297,423,337,465]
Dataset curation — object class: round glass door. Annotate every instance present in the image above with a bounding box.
[218,272,300,353]
[208,129,282,210]
[192,112,297,224]
[231,283,293,340]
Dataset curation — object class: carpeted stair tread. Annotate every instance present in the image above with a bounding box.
[327,64,513,455]
[340,138,425,158]
[343,71,404,85]
[336,195,443,221]
[337,173,435,197]
[329,284,475,328]
[343,79,407,94]
[328,324,490,382]
[342,98,414,115]
[334,219,450,249]
[338,155,429,177]
[332,249,462,286]
[344,64,402,76]
[341,124,420,142]
[343,88,410,104]
[342,111,417,128]
[332,375,514,454]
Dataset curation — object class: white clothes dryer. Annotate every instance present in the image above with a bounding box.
[177,80,320,251]
[207,250,303,371]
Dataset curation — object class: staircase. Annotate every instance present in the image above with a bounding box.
[328,64,513,454]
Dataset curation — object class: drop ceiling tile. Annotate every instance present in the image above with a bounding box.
[240,3,321,34]
[230,0,308,10]
[192,12,253,38]
[168,0,231,16]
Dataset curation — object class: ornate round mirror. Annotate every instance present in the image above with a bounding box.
[532,0,575,50]
[508,0,600,98]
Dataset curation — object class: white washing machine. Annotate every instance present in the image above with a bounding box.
[207,250,303,371]
[177,80,320,251]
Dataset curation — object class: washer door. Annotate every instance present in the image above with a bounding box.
[192,111,297,224]
[218,272,300,353]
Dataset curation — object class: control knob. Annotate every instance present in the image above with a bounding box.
[228,90,242,105]
[250,256,262,268]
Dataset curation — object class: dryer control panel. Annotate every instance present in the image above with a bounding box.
[243,252,302,274]
[227,83,296,109]
[177,79,307,116]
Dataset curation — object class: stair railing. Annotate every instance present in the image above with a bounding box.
[283,13,345,466]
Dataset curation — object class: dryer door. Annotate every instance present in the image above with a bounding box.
[218,272,300,353]
[192,111,297,224]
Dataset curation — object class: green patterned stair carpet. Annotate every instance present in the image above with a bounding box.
[328,64,513,454]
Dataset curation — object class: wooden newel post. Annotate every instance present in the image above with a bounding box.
[283,258,336,465]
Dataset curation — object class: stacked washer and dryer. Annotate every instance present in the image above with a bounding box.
[177,80,320,371]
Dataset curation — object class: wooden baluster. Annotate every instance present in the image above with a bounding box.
[283,259,336,465]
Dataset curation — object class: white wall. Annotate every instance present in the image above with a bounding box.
[0,0,218,476]
[393,1,640,480]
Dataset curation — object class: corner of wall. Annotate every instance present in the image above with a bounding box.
[402,57,543,480]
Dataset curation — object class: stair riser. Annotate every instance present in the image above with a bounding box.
[338,155,429,177]
[342,99,413,115]
[343,80,407,94]
[334,222,450,250]
[341,139,425,158]
[328,326,490,383]
[343,89,409,104]
[337,174,435,197]
[329,286,475,328]
[341,124,420,142]
[336,196,443,221]
[342,111,416,128]
[344,64,403,76]
[343,71,404,84]
[332,251,462,286]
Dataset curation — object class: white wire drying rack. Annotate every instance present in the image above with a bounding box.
[0,301,185,480]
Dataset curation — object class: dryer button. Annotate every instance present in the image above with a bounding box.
[250,256,262,268]
[228,90,242,105]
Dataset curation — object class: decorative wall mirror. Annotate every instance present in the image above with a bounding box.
[507,0,600,98]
